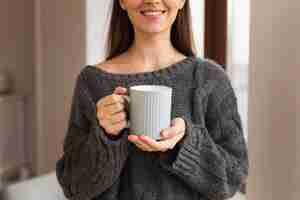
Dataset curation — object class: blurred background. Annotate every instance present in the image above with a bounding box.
[0,0,298,200]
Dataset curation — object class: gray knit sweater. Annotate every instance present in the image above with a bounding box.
[56,56,249,200]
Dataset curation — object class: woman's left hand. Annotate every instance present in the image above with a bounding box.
[128,117,186,152]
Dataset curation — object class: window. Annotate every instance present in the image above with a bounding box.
[204,0,250,141]
[227,0,250,140]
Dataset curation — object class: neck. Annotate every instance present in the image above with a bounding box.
[126,29,182,69]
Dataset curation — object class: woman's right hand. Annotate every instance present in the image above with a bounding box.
[96,86,129,138]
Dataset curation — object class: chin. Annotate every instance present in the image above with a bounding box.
[138,26,170,35]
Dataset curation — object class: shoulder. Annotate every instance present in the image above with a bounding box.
[192,57,235,107]
[80,54,125,79]
[194,57,233,91]
[71,68,98,121]
[78,56,122,88]
[193,57,229,82]
[94,59,117,72]
[93,54,129,73]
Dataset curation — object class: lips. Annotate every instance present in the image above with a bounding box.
[140,10,167,16]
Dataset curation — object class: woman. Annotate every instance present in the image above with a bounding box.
[56,0,249,200]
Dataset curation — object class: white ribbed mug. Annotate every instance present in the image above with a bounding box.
[124,85,172,140]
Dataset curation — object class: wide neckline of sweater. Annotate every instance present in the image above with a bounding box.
[86,56,196,80]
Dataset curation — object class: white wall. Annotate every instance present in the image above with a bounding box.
[248,0,299,199]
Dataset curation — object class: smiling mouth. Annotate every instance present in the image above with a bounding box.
[140,10,167,16]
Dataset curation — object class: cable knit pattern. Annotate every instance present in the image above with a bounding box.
[56,56,249,200]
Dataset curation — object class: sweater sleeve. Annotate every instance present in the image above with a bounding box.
[158,67,249,200]
[55,72,129,200]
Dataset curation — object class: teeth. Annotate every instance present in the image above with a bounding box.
[142,11,165,16]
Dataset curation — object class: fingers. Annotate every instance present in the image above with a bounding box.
[139,135,174,152]
[102,119,128,136]
[99,112,128,135]
[128,135,155,152]
[102,102,125,116]
[160,130,175,140]
[129,135,176,152]
[122,95,130,103]
[114,86,130,113]
[160,117,185,139]
[114,86,127,95]
[102,93,125,106]
[114,86,129,108]
[160,128,181,140]
[97,94,127,117]
[96,86,129,136]
[109,111,127,124]
[122,95,130,108]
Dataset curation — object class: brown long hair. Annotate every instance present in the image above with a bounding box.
[104,0,197,60]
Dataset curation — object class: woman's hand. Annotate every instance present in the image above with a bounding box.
[128,117,186,152]
[96,86,129,139]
